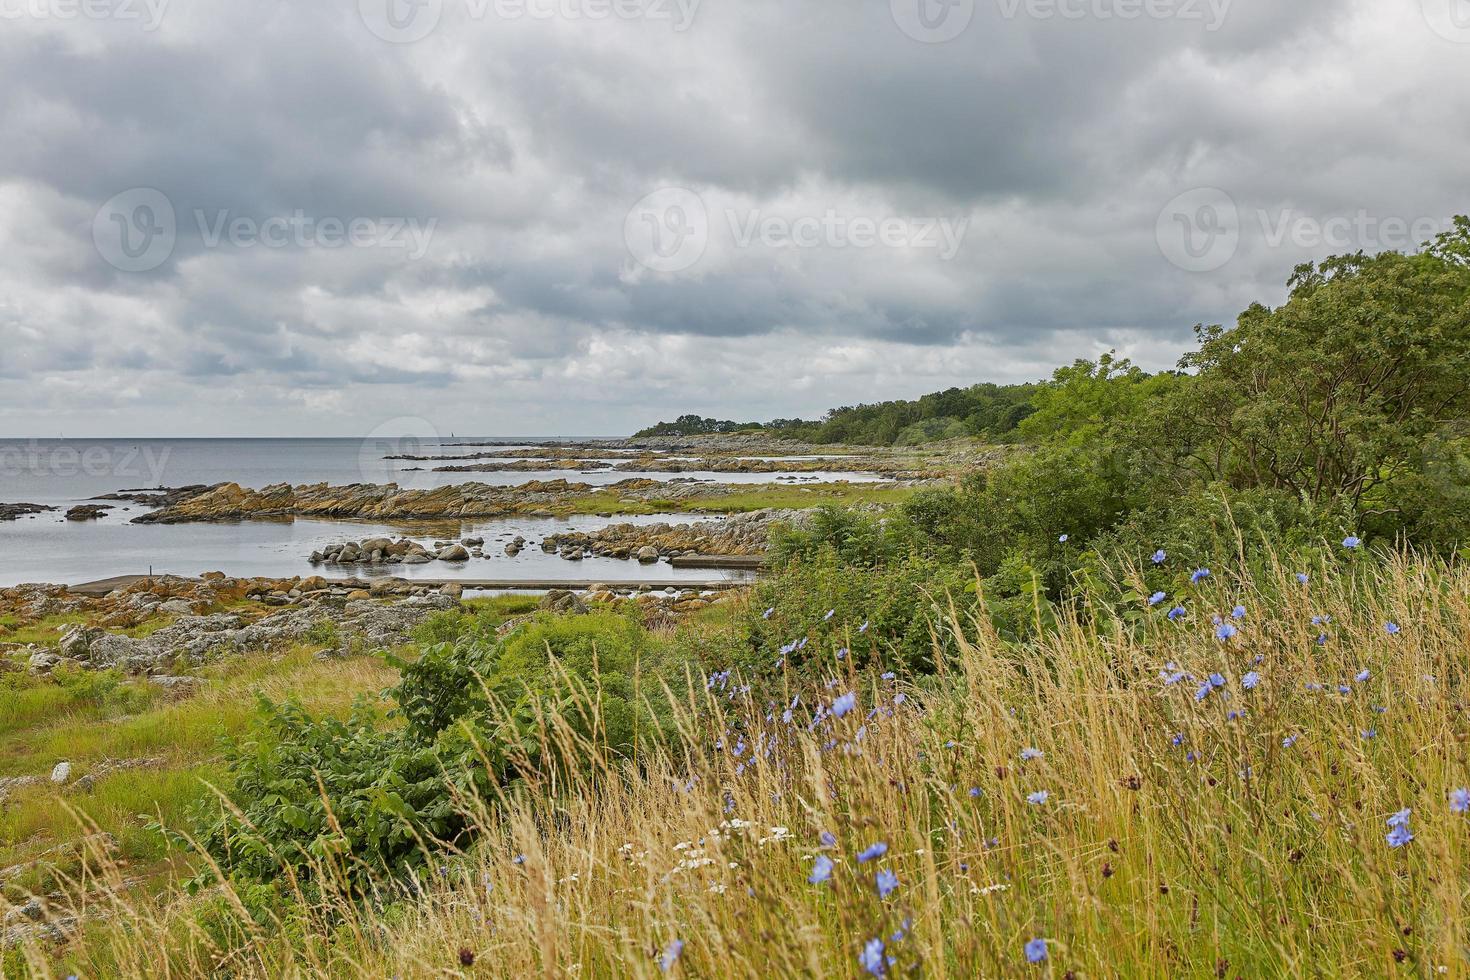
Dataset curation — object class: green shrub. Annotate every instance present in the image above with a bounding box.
[738,550,969,675]
[189,610,676,895]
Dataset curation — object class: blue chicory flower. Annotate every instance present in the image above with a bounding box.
[859,938,887,976]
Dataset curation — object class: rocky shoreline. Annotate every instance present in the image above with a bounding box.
[0,503,57,521]
[539,509,808,562]
[0,572,745,682]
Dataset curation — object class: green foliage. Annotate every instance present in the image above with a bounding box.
[1017,352,1179,446]
[1143,234,1470,544]
[190,611,675,895]
[772,382,1037,446]
[634,414,765,436]
[738,550,969,675]
[636,383,1037,446]
[767,506,922,569]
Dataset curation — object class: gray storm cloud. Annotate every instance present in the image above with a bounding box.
[0,0,1465,435]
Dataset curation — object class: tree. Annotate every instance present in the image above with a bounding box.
[1151,224,1470,529]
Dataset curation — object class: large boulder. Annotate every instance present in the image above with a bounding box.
[539,590,589,615]
[636,545,660,563]
[437,544,470,562]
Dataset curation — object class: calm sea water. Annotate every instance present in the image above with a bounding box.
[0,438,876,587]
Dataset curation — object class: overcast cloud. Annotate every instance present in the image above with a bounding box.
[1,0,1467,436]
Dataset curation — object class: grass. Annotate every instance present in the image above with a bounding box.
[14,551,1470,976]
[0,645,400,916]
[545,480,919,519]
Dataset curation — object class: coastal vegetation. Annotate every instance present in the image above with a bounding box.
[5,228,1470,974]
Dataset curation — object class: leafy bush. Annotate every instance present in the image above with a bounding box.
[767,505,922,569]
[738,550,970,675]
[190,610,676,894]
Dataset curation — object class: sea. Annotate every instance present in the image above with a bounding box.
[0,438,884,588]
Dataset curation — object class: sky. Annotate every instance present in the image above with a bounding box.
[1,0,1467,437]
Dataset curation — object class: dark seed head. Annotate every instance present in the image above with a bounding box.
[1393,949,1408,963]
[1102,862,1115,879]
[459,948,475,967]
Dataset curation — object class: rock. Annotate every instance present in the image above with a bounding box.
[59,624,99,660]
[360,537,394,553]
[402,553,433,564]
[65,504,113,521]
[0,503,58,521]
[462,536,484,547]
[636,545,660,563]
[440,583,464,600]
[28,650,60,673]
[369,578,410,597]
[346,589,371,601]
[148,675,201,693]
[539,590,589,615]
[158,599,195,616]
[50,762,72,785]
[437,544,470,562]
[505,542,521,556]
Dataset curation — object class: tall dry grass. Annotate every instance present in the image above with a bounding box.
[10,551,1470,977]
